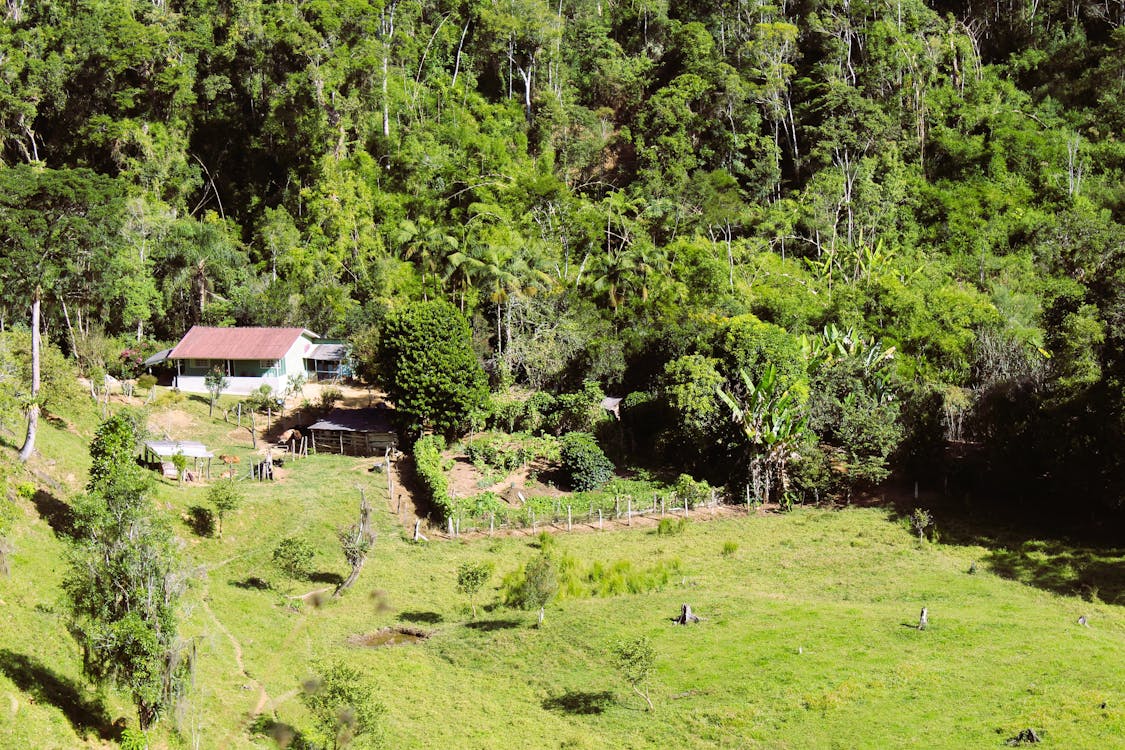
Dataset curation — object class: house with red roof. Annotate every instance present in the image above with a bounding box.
[166,326,346,394]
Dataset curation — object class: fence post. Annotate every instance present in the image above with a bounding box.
[627,497,632,526]
[448,517,454,538]
[489,512,495,536]
[567,506,572,532]
[598,508,603,530]
[615,496,620,519]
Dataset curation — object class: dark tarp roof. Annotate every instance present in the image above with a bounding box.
[308,407,394,433]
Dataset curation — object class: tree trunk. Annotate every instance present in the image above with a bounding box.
[18,288,41,463]
[674,603,701,625]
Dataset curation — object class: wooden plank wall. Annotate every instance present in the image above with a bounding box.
[310,429,397,457]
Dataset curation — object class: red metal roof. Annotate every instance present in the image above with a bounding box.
[169,327,314,360]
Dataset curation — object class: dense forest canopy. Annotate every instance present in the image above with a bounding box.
[2,0,1124,521]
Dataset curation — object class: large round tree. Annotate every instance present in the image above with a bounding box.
[378,300,488,436]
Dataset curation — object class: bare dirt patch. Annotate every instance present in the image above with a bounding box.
[148,409,198,437]
[446,455,566,504]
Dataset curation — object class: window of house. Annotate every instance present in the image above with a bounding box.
[192,359,209,368]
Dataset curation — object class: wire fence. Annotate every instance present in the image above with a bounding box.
[435,488,740,538]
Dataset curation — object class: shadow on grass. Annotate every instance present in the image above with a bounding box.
[31,489,77,539]
[542,690,614,715]
[465,618,522,631]
[309,571,344,586]
[398,611,443,624]
[230,576,272,591]
[186,506,215,537]
[250,715,309,748]
[877,483,1125,605]
[0,649,117,740]
[982,542,1125,604]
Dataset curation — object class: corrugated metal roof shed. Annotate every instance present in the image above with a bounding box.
[143,440,214,459]
[306,343,347,361]
[169,326,315,360]
[143,347,173,366]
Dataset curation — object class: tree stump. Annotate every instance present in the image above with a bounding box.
[673,603,701,625]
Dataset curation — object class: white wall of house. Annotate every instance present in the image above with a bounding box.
[174,375,287,395]
[283,335,316,379]
[174,333,318,394]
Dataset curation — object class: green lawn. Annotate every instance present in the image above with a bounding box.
[1,392,1123,748]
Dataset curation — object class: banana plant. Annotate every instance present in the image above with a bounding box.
[717,365,810,505]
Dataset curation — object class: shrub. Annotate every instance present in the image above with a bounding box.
[559,432,614,491]
[318,386,343,412]
[656,517,688,536]
[721,540,739,556]
[376,300,488,436]
[273,537,314,579]
[413,435,452,520]
[672,474,712,509]
[136,373,157,391]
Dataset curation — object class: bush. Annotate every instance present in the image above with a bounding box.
[273,537,314,579]
[318,386,343,412]
[656,517,688,536]
[721,540,739,556]
[413,435,452,520]
[136,373,158,391]
[559,432,614,491]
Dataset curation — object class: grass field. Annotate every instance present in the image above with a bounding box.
[1,391,1123,748]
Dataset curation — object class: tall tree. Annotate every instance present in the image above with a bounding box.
[0,165,125,460]
[376,300,489,436]
[65,413,188,729]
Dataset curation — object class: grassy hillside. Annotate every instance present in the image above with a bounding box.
[1,393,1123,748]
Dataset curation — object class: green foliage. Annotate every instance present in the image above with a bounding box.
[204,367,228,417]
[301,659,386,749]
[559,433,614,492]
[503,552,558,625]
[721,540,739,556]
[456,562,492,619]
[87,413,144,491]
[910,508,934,542]
[465,433,558,476]
[614,635,656,710]
[273,537,315,580]
[170,451,188,482]
[206,482,244,539]
[65,415,186,729]
[0,331,83,432]
[377,301,488,437]
[656,517,688,536]
[136,373,157,391]
[0,0,1123,514]
[318,386,344,413]
[413,435,452,521]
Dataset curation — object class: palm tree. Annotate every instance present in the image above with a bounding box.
[395,217,459,300]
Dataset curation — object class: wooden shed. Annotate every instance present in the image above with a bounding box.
[308,407,397,457]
